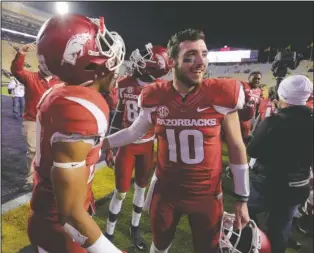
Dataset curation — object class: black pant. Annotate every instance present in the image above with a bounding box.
[248,179,299,253]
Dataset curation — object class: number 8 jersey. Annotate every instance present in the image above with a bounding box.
[140,78,245,197]
[117,75,155,143]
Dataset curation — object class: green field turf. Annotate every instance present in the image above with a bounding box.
[1,86,10,96]
[94,146,313,253]
[1,145,313,253]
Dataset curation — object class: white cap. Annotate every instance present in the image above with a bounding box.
[278,75,313,105]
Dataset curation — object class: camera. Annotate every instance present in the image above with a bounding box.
[271,51,302,96]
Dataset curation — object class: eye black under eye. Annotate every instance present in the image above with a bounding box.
[183,58,194,63]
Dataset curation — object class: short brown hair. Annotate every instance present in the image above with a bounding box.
[167,29,205,59]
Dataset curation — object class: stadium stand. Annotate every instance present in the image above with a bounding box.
[206,60,314,86]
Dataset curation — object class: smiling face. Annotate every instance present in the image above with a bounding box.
[170,39,208,88]
[249,73,262,88]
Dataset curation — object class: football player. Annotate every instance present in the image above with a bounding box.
[238,71,263,145]
[257,86,277,121]
[104,43,170,251]
[102,29,250,253]
[27,14,127,253]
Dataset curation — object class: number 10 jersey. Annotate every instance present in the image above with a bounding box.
[140,78,244,197]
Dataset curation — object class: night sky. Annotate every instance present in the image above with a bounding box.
[24,1,313,59]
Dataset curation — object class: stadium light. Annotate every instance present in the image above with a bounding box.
[56,2,69,15]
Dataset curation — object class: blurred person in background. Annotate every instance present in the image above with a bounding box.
[257,86,277,121]
[104,43,169,251]
[7,76,25,119]
[11,42,60,190]
[238,71,263,145]
[247,75,313,253]
[102,86,119,123]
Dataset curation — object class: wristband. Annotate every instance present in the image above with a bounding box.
[230,163,250,202]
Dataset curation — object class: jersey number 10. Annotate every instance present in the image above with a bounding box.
[166,129,204,164]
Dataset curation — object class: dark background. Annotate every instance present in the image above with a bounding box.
[23,1,314,60]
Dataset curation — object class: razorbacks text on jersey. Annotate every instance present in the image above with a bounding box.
[140,78,244,197]
[117,75,155,143]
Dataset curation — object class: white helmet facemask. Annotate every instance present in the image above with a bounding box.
[88,17,126,71]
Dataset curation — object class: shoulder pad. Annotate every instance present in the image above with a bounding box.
[140,80,170,108]
[203,78,241,109]
[48,87,109,136]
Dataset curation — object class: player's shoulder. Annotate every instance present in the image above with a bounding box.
[50,85,107,108]
[237,80,251,89]
[141,79,171,107]
[44,86,109,136]
[202,78,242,108]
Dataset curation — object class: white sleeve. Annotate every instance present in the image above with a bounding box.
[213,81,245,115]
[107,107,154,148]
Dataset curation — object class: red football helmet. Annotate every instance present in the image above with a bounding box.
[129,43,170,80]
[36,14,125,85]
[219,212,271,253]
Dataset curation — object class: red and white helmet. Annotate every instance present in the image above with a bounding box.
[219,212,271,253]
[129,43,170,80]
[36,14,125,85]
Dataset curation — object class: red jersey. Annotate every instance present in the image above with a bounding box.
[11,52,60,121]
[238,82,262,121]
[140,78,243,197]
[117,75,155,143]
[30,85,110,221]
[259,98,275,120]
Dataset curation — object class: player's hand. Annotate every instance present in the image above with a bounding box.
[104,149,115,169]
[233,201,250,229]
[102,138,110,151]
[19,42,36,54]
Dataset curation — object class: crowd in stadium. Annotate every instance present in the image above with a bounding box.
[2,9,313,253]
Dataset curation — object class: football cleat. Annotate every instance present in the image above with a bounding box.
[129,225,147,251]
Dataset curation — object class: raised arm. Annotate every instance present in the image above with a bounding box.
[10,43,35,84]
